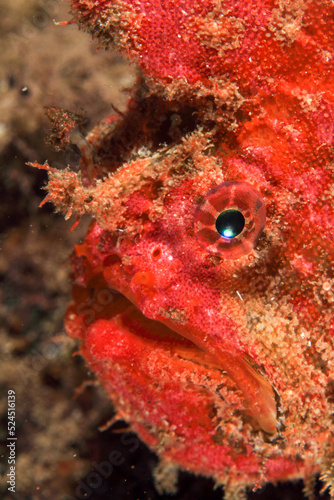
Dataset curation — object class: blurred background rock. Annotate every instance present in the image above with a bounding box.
[0,1,136,498]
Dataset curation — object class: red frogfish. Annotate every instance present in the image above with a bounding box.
[33,0,334,496]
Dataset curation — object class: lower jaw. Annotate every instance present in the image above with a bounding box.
[64,273,310,487]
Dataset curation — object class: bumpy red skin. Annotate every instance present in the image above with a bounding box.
[71,0,334,94]
[47,0,334,493]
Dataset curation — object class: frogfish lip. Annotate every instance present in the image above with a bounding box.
[118,271,278,435]
[67,268,278,436]
[131,303,278,436]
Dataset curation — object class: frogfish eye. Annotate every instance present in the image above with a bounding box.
[194,181,266,259]
[215,209,245,239]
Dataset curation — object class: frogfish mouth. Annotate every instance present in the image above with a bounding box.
[66,178,278,437]
[35,0,334,491]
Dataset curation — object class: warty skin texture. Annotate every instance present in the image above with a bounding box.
[34,0,334,496]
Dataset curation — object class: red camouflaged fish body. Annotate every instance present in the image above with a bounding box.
[35,0,334,496]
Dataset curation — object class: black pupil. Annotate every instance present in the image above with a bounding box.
[215,209,245,239]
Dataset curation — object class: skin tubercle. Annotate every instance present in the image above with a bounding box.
[32,0,334,496]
